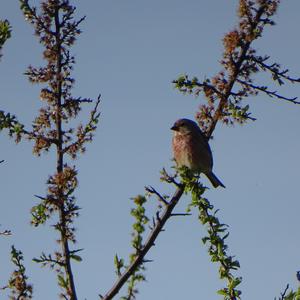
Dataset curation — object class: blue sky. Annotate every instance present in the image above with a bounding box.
[1,1,300,299]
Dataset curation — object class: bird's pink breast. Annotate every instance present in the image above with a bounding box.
[172,134,194,169]
[172,132,212,173]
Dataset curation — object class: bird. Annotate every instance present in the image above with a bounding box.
[171,118,225,188]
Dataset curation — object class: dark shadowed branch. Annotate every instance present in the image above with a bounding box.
[101,184,184,300]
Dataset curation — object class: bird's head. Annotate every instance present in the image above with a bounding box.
[171,118,200,135]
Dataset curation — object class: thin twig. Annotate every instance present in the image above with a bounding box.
[0,229,11,236]
[145,186,169,206]
[250,55,300,83]
[170,213,192,217]
[278,284,289,300]
[237,79,300,103]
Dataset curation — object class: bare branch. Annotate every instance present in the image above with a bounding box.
[160,168,180,186]
[250,55,300,83]
[145,186,169,206]
[63,95,101,157]
[278,284,289,300]
[170,213,192,217]
[0,229,11,236]
[237,79,300,103]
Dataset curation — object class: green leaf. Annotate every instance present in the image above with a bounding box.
[217,288,228,296]
[70,254,82,262]
[57,274,68,289]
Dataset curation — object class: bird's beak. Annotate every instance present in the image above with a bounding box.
[171,125,178,131]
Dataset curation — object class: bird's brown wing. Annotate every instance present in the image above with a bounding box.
[191,131,213,173]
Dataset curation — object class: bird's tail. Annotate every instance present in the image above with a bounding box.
[206,172,225,188]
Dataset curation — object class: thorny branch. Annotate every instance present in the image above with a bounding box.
[0,229,12,236]
[145,186,169,206]
[237,79,300,103]
[249,55,300,84]
[278,284,289,300]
